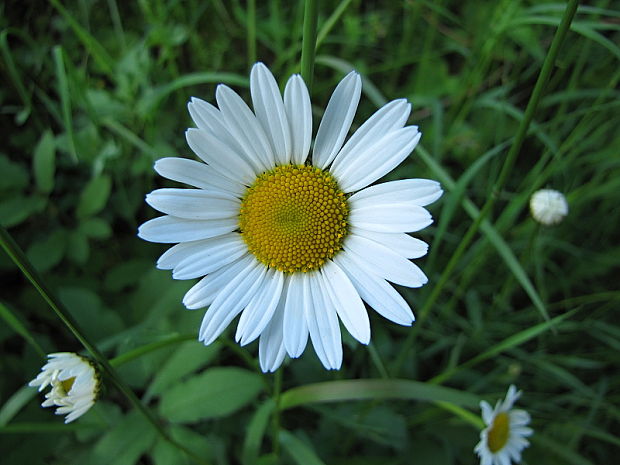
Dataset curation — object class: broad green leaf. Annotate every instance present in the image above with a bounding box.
[242,399,275,465]
[32,130,56,193]
[0,154,29,191]
[79,217,112,239]
[145,340,221,400]
[150,424,213,465]
[159,367,264,423]
[0,195,46,227]
[76,175,112,218]
[88,411,157,465]
[280,379,480,410]
[26,229,66,272]
[279,430,327,465]
[65,229,89,264]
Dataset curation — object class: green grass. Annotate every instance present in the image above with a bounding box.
[1,1,619,464]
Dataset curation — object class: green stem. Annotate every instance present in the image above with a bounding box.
[394,0,580,375]
[109,333,195,367]
[300,0,318,90]
[0,227,210,465]
[247,0,256,67]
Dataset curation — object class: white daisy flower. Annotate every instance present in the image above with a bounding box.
[529,188,568,225]
[139,62,442,372]
[474,385,534,465]
[29,352,99,423]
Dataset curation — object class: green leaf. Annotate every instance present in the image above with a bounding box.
[79,217,112,240]
[32,130,56,193]
[280,379,480,410]
[279,430,327,465]
[150,425,214,465]
[145,340,221,400]
[159,367,264,423]
[76,175,112,218]
[0,195,46,227]
[0,154,29,191]
[65,229,90,264]
[88,411,157,465]
[26,229,66,272]
[242,399,275,465]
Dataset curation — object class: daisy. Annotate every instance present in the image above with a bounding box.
[529,188,568,225]
[474,385,533,465]
[29,352,99,423]
[139,62,442,372]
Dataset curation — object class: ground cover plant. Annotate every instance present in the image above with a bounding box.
[1,0,619,464]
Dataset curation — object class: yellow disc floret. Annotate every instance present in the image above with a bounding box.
[239,164,348,273]
[487,412,510,453]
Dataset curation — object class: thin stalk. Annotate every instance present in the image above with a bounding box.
[300,0,318,90]
[109,334,195,367]
[247,0,257,67]
[0,227,210,465]
[394,0,580,375]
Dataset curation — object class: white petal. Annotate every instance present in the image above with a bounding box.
[320,260,370,344]
[216,84,274,171]
[284,75,312,165]
[330,99,410,175]
[259,293,287,373]
[251,63,291,165]
[186,128,258,184]
[344,234,428,287]
[236,268,285,346]
[305,273,343,370]
[146,188,239,220]
[173,234,248,280]
[157,239,211,270]
[183,255,254,309]
[350,203,433,233]
[334,252,414,325]
[349,179,443,207]
[199,259,267,345]
[138,216,237,243]
[283,273,309,358]
[337,127,421,193]
[312,71,362,169]
[480,401,494,425]
[350,227,428,259]
[154,157,246,196]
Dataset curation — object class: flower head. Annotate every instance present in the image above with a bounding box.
[474,385,533,465]
[139,62,442,371]
[29,352,99,423]
[529,188,568,225]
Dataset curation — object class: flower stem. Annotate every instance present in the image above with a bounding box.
[300,0,318,91]
[0,227,210,465]
[393,0,580,375]
[109,333,195,367]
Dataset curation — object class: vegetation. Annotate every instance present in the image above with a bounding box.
[1,0,618,464]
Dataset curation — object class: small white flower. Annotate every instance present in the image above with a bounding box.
[139,62,442,372]
[29,352,99,423]
[474,385,533,465]
[529,188,568,225]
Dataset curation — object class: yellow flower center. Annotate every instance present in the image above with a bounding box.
[239,164,348,273]
[487,412,510,453]
[60,377,75,395]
